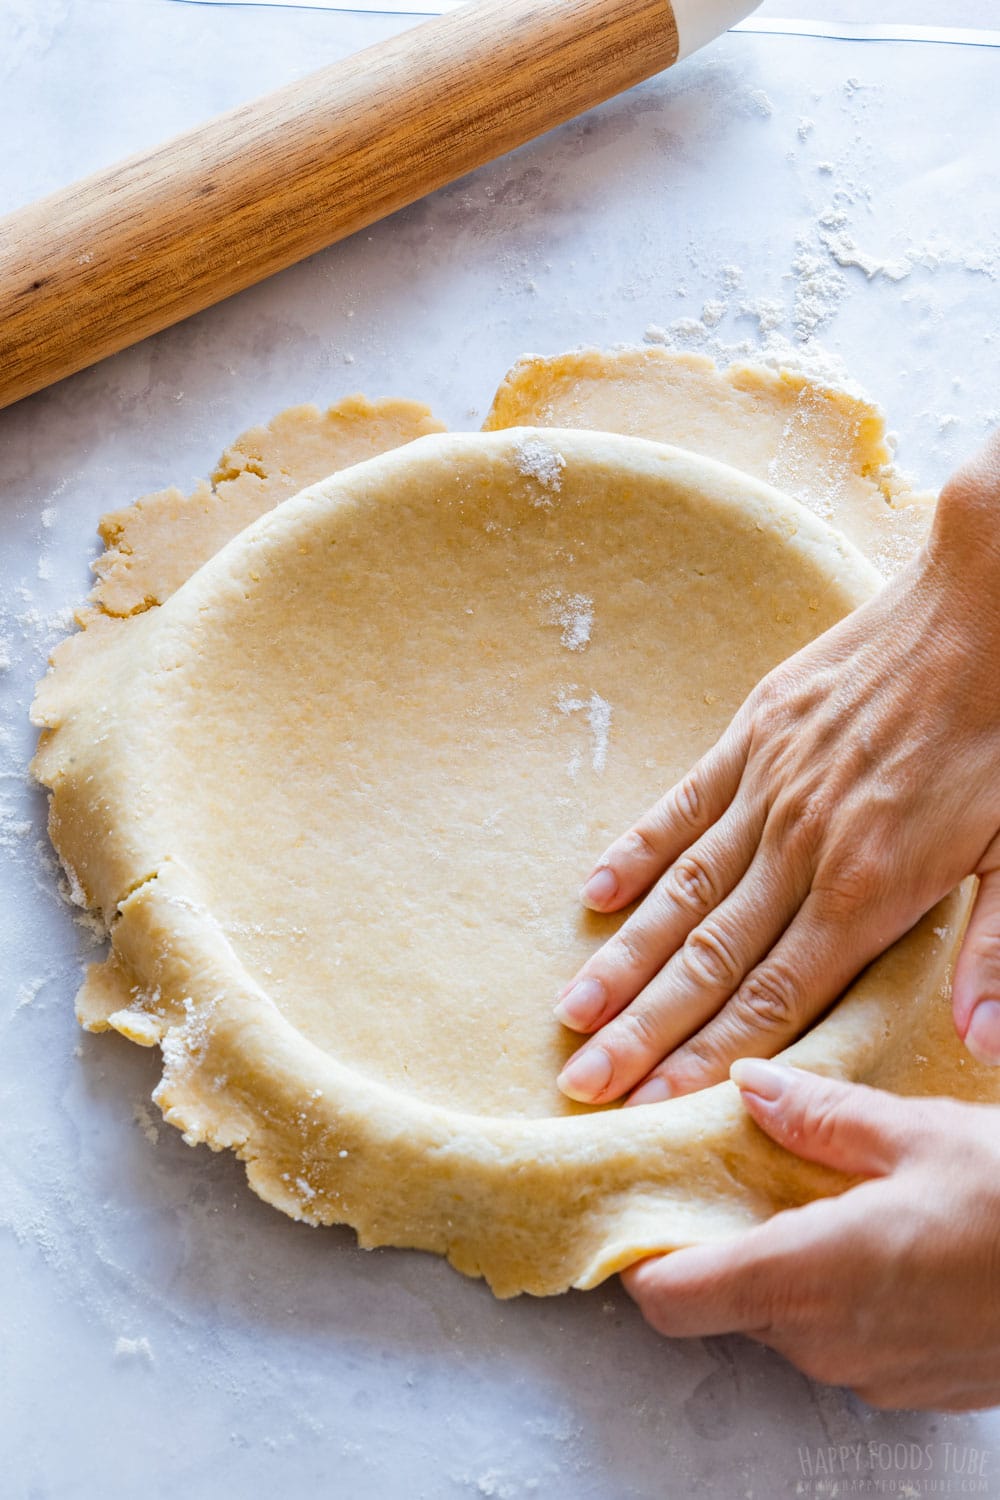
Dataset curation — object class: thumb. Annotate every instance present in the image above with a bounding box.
[729,1059,912,1177]
[951,861,1000,1066]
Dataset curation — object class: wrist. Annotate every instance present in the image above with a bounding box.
[896,472,1000,694]
[926,432,1000,587]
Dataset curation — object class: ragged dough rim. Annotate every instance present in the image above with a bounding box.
[30,428,973,1297]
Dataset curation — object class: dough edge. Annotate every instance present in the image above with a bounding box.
[30,423,981,1296]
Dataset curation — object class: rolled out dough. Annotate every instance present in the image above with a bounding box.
[31,353,998,1297]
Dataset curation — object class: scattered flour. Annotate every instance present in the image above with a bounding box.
[59,860,89,909]
[11,978,46,1014]
[742,297,784,335]
[132,1102,160,1146]
[156,994,221,1099]
[638,80,998,387]
[646,316,709,344]
[449,1473,527,1499]
[587,693,612,773]
[821,230,912,282]
[514,436,566,498]
[557,689,612,774]
[114,1335,154,1364]
[0,782,33,851]
[790,247,847,339]
[542,589,593,651]
[13,977,46,1014]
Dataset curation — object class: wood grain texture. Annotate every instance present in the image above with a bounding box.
[0,0,677,412]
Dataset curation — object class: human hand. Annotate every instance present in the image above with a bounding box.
[555,435,1000,1106]
[622,1059,1000,1411]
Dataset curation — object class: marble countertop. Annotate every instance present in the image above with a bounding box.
[3,4,1000,1497]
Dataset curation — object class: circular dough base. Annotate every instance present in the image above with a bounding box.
[32,427,980,1295]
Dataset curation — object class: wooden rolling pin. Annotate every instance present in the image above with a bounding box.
[0,0,758,411]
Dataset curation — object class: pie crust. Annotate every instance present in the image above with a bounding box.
[32,354,995,1297]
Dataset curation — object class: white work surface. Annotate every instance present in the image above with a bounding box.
[3,3,1000,1496]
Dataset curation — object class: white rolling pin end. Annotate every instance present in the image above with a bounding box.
[671,0,762,60]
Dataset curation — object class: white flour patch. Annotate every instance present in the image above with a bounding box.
[742,297,784,334]
[156,994,221,1096]
[542,589,593,651]
[13,977,46,1014]
[514,437,566,500]
[791,247,847,339]
[114,1335,154,1364]
[557,689,612,774]
[587,693,612,773]
[0,786,32,852]
[59,860,89,909]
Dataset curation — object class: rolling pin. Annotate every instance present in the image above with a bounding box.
[0,0,759,412]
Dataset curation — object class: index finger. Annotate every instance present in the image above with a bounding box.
[581,714,752,914]
[620,1195,849,1339]
[621,1237,782,1339]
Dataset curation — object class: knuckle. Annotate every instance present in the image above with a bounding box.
[668,1029,730,1081]
[734,967,799,1033]
[769,791,827,857]
[669,772,703,829]
[612,1006,661,1055]
[631,773,706,858]
[682,920,743,991]
[812,852,883,918]
[623,825,659,863]
[747,673,781,717]
[796,1093,850,1156]
[746,675,799,740]
[609,924,649,975]
[665,852,719,917]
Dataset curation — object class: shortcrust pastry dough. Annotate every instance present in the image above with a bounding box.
[32,353,998,1297]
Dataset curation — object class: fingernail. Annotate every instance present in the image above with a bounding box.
[729,1057,791,1101]
[627,1075,672,1107]
[554,977,606,1029]
[964,1000,1000,1066]
[558,1046,613,1101]
[580,866,618,910]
